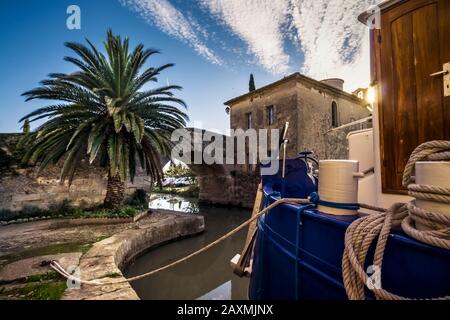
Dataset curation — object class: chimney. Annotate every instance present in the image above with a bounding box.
[321,78,344,91]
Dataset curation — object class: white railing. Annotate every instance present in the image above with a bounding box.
[325,116,373,133]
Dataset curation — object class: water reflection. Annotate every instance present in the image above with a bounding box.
[125,193,250,300]
[148,194,200,213]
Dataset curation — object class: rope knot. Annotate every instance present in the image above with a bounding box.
[308,192,320,204]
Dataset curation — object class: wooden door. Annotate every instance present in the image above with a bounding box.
[378,0,450,193]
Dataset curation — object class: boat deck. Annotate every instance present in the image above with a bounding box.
[249,183,450,300]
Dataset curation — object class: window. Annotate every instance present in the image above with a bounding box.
[246,112,253,129]
[357,91,364,99]
[266,105,275,125]
[331,101,338,127]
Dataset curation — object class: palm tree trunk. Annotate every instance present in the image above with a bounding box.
[104,173,125,208]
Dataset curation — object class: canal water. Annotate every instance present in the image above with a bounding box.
[123,193,251,300]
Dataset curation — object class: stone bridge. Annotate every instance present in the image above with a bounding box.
[171,128,259,208]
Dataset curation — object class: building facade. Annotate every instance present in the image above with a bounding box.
[225,73,371,161]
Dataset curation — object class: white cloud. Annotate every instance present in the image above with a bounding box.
[290,0,375,91]
[122,0,378,91]
[200,0,374,89]
[120,0,222,65]
[200,0,291,75]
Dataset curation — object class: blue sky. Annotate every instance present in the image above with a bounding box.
[0,0,374,133]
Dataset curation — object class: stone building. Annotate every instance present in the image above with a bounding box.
[182,73,372,209]
[352,87,370,102]
[225,73,371,160]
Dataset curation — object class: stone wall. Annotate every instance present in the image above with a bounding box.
[229,80,299,158]
[297,81,371,160]
[192,163,259,208]
[324,122,372,160]
[0,133,152,212]
[0,165,151,211]
[173,129,260,209]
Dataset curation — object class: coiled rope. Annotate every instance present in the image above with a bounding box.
[342,140,450,300]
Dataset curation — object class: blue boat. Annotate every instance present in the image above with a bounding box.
[248,158,450,300]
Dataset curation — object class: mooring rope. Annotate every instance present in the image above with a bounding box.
[50,197,312,285]
[342,140,450,300]
[51,141,450,300]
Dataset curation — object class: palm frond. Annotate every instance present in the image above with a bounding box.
[20,29,187,187]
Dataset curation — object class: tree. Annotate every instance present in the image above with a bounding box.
[20,29,188,208]
[249,74,256,92]
[165,164,196,184]
[22,119,30,134]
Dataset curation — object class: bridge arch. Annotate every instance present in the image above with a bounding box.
[169,128,258,208]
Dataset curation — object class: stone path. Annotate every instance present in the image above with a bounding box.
[0,219,136,257]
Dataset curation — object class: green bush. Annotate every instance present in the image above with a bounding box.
[70,207,85,218]
[0,148,13,174]
[0,195,147,222]
[125,188,149,209]
[0,134,31,175]
[0,205,48,221]
[21,205,47,218]
[0,208,15,221]
[18,282,67,300]
[65,206,139,219]
[110,206,140,218]
[48,199,73,216]
[26,272,62,283]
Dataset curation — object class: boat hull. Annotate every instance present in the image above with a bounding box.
[249,159,450,300]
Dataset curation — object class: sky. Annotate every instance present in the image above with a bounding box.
[0,0,377,134]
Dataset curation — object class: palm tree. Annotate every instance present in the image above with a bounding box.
[20,30,188,208]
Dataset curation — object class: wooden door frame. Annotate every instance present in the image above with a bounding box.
[374,0,449,194]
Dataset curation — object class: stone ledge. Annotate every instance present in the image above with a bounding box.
[62,212,205,300]
[1,211,149,228]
